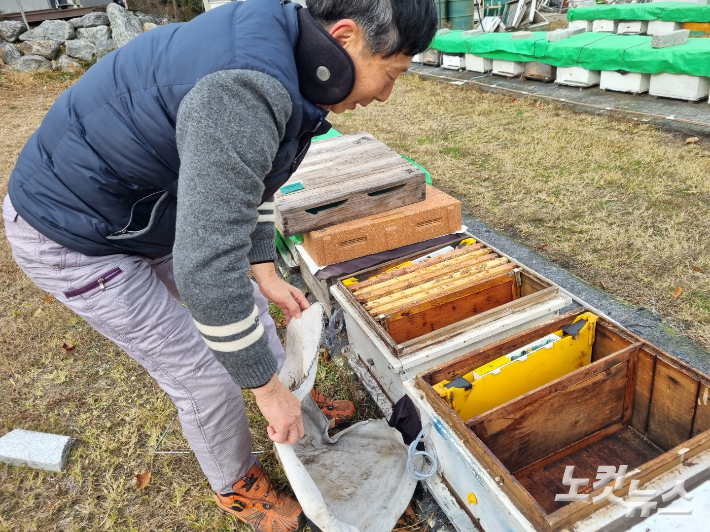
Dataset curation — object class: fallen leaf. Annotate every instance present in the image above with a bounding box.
[135,471,151,490]
[61,343,75,355]
[540,243,548,250]
[404,504,416,519]
[692,265,704,273]
[672,287,683,299]
[44,295,53,303]
[686,137,699,145]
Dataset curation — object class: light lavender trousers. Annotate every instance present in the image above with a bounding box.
[2,195,286,493]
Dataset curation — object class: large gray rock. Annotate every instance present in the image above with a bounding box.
[0,21,27,43]
[95,39,116,60]
[65,39,96,61]
[76,25,111,44]
[20,20,75,43]
[19,40,61,60]
[54,54,83,72]
[136,12,158,26]
[0,429,72,472]
[652,29,690,49]
[0,42,22,65]
[69,12,110,29]
[15,55,52,72]
[107,4,143,47]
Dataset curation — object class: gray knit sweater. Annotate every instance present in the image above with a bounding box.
[173,70,293,389]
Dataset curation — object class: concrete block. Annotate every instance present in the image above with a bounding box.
[0,429,72,472]
[436,28,450,35]
[647,20,683,36]
[512,31,534,40]
[462,28,483,37]
[570,0,596,7]
[652,29,690,49]
[546,27,586,42]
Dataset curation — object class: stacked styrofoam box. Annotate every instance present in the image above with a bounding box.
[442,54,466,71]
[647,21,683,36]
[600,71,651,94]
[616,21,649,35]
[592,19,618,33]
[556,66,601,87]
[492,59,525,78]
[650,73,710,101]
[569,20,593,32]
[465,54,492,73]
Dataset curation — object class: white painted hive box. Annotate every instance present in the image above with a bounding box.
[616,20,649,35]
[650,73,710,101]
[600,71,650,94]
[465,54,492,73]
[557,66,601,87]
[441,54,466,71]
[647,20,683,35]
[592,19,618,33]
[492,59,525,77]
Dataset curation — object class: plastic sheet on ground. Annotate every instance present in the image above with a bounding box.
[275,303,416,532]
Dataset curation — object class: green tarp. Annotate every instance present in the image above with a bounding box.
[427,30,710,77]
[568,2,710,23]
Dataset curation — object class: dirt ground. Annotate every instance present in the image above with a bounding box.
[1,65,709,531]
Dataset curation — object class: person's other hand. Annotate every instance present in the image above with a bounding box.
[252,262,309,323]
[252,373,304,444]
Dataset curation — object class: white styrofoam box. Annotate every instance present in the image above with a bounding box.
[465,53,493,73]
[592,19,618,33]
[411,53,423,64]
[421,49,441,66]
[332,285,570,404]
[556,66,601,87]
[569,20,593,32]
[441,54,466,71]
[600,71,651,94]
[492,59,525,77]
[616,20,649,35]
[647,20,683,36]
[650,72,710,101]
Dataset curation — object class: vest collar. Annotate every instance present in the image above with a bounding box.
[294,6,356,106]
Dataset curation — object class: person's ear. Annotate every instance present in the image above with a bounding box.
[328,19,360,51]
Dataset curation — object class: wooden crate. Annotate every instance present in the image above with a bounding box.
[301,185,460,266]
[274,132,427,237]
[416,311,710,531]
[524,62,556,82]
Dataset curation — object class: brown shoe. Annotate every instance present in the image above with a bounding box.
[215,463,306,532]
[311,388,356,429]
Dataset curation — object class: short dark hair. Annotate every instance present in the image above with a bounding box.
[307,0,438,58]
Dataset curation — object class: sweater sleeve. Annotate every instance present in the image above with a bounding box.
[248,195,277,264]
[174,69,292,389]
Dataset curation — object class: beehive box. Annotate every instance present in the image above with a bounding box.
[422,49,441,66]
[524,62,556,82]
[650,72,710,101]
[415,310,710,531]
[442,53,466,71]
[648,20,682,36]
[274,132,427,237]
[557,66,601,87]
[592,19,618,33]
[684,22,710,38]
[600,71,650,94]
[465,54,493,73]
[616,20,648,35]
[332,233,571,403]
[301,185,460,266]
[493,59,525,78]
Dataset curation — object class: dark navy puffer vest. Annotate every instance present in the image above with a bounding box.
[8,0,329,259]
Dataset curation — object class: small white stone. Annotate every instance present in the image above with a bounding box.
[0,429,73,472]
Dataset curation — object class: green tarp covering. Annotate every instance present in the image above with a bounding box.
[427,30,710,77]
[568,2,710,23]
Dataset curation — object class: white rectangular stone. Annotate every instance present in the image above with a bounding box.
[592,19,618,33]
[600,71,651,94]
[647,20,683,36]
[569,0,596,7]
[652,29,690,49]
[569,20,593,32]
[556,66,601,87]
[492,59,525,77]
[462,28,483,37]
[0,429,72,472]
[616,21,649,35]
[465,54,492,73]
[441,54,465,71]
[512,31,534,40]
[547,26,587,42]
[650,72,710,101]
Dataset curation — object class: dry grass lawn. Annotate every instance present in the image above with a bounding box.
[330,75,710,352]
[1,66,710,531]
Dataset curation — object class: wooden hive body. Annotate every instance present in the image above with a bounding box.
[301,185,461,266]
[274,132,427,237]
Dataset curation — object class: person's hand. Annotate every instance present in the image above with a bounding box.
[252,262,309,324]
[252,374,304,444]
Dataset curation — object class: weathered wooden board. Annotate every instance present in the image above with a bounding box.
[692,385,710,437]
[647,359,699,450]
[274,132,427,237]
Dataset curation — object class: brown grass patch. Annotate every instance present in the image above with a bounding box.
[330,75,710,351]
